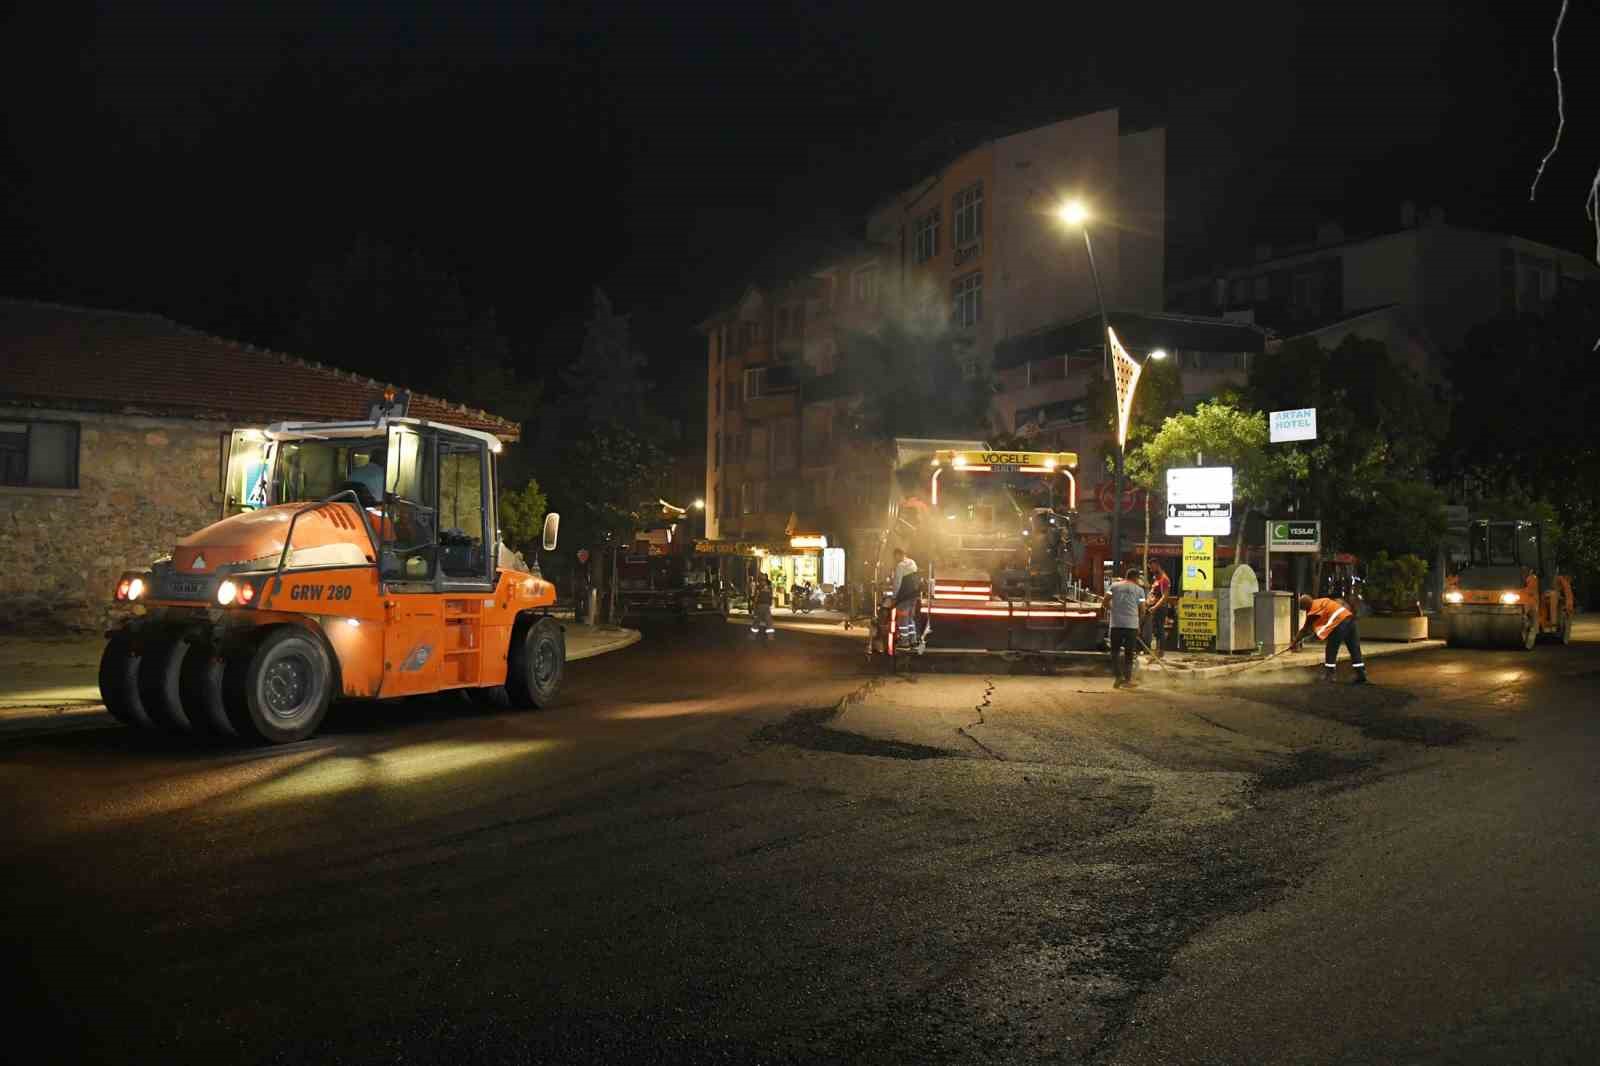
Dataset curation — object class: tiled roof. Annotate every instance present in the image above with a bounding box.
[0,299,520,440]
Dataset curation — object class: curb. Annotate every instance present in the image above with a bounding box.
[566,627,642,662]
[1146,638,1446,685]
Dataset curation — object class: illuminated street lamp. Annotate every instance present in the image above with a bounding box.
[692,499,705,509]
[1057,201,1167,578]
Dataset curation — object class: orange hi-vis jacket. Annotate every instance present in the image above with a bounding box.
[1305,597,1352,640]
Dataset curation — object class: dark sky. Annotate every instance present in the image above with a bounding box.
[4,1,1597,412]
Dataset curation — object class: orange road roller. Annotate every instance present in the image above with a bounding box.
[100,416,566,743]
[1443,519,1574,650]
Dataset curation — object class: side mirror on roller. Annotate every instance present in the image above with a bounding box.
[542,512,560,552]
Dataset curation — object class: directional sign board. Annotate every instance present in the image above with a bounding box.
[1166,467,1233,536]
[1178,597,1218,651]
[1267,520,1321,553]
[1181,536,1214,591]
[1269,408,1317,443]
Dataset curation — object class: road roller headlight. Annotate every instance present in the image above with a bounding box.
[1443,591,1464,604]
[216,579,256,606]
[1499,592,1521,605]
[116,575,147,602]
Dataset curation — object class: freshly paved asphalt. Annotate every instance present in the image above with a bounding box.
[1,617,1596,1064]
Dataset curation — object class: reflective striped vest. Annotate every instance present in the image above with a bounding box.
[1305,597,1351,640]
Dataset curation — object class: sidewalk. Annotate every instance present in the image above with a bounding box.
[0,620,641,720]
[1143,636,1445,685]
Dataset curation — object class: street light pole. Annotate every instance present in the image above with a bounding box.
[1057,201,1168,588]
[1076,218,1120,579]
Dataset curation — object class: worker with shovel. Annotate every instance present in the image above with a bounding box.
[1291,593,1368,684]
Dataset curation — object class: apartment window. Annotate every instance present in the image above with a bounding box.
[741,481,753,515]
[851,267,879,306]
[914,207,941,264]
[952,272,983,328]
[953,182,983,247]
[1291,272,1323,318]
[1028,356,1066,385]
[0,419,79,489]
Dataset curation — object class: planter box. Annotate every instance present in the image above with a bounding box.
[1363,614,1429,642]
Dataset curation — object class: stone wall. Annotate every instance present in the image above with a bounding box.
[0,408,225,633]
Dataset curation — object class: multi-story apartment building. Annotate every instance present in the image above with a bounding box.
[702,109,1183,590]
[1168,206,1600,376]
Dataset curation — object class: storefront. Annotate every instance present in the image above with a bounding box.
[693,535,846,606]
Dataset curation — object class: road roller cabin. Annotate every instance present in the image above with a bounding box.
[100,416,565,744]
[1442,519,1574,650]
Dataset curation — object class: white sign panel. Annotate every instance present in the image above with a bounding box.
[1166,467,1234,536]
[1269,408,1317,442]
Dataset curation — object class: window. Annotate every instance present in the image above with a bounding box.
[740,321,760,351]
[1291,272,1323,318]
[1028,356,1066,385]
[851,267,879,306]
[953,182,983,247]
[0,420,79,489]
[952,272,983,327]
[914,207,941,263]
[1254,275,1270,301]
[741,481,753,515]
[437,443,489,581]
[1231,278,1251,303]
[777,307,790,338]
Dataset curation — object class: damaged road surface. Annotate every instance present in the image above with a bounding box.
[2,619,1598,1063]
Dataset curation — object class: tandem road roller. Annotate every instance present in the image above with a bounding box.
[1442,519,1573,650]
[100,414,567,744]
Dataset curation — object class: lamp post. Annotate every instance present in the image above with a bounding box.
[1057,201,1168,581]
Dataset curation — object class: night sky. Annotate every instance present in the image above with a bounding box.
[4,1,1597,413]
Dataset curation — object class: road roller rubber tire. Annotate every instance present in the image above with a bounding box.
[222,628,333,744]
[506,617,564,709]
[179,643,237,738]
[465,686,510,709]
[1557,605,1573,645]
[138,636,196,733]
[99,633,154,729]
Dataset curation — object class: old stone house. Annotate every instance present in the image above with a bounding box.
[1,299,519,631]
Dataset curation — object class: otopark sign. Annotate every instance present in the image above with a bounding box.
[1181,536,1215,592]
[1267,520,1321,553]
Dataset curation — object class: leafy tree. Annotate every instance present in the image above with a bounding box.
[1442,296,1600,604]
[1242,334,1448,577]
[498,479,548,559]
[561,288,652,428]
[836,305,996,440]
[290,236,541,422]
[1126,401,1307,560]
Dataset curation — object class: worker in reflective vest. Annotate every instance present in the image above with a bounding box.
[1291,594,1367,684]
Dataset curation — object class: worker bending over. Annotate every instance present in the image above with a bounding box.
[1292,593,1367,684]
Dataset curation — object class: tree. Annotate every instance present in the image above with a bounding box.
[290,236,541,422]
[561,288,651,428]
[498,478,548,560]
[1243,335,1448,575]
[1443,296,1600,604]
[1126,401,1307,561]
[836,305,996,441]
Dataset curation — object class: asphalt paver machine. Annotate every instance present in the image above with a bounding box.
[870,444,1105,662]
